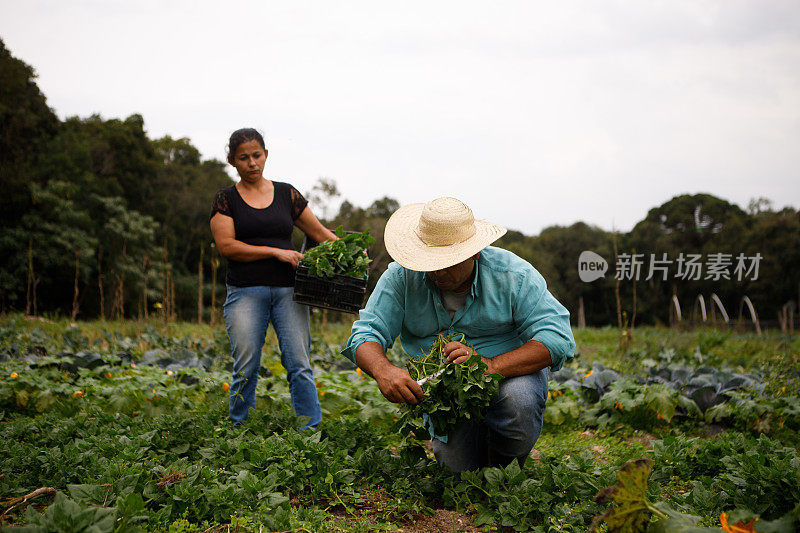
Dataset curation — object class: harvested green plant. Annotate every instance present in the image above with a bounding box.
[398,333,502,439]
[301,226,375,278]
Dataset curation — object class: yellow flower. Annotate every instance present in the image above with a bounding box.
[73,390,84,398]
[167,370,174,376]
[10,372,18,378]
[356,368,363,378]
[222,382,230,392]
[105,372,112,378]
[584,370,593,378]
[657,412,665,421]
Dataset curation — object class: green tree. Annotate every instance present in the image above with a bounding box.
[499,223,615,326]
[0,39,59,310]
[150,136,232,318]
[327,196,400,293]
[735,207,800,323]
[92,196,160,319]
[626,194,751,324]
[150,136,232,263]
[0,38,59,228]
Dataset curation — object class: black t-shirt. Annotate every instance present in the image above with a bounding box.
[209,181,308,287]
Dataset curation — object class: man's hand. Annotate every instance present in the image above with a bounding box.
[444,341,494,373]
[374,365,425,405]
[355,341,425,405]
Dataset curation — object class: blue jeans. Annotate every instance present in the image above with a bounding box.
[223,285,321,428]
[432,369,549,472]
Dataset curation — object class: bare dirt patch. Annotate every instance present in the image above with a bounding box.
[326,490,481,532]
[528,447,541,462]
[626,432,657,447]
[394,509,481,532]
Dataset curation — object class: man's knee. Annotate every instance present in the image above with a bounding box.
[486,370,548,456]
[495,370,548,416]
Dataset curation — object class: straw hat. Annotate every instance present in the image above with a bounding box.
[384,197,507,272]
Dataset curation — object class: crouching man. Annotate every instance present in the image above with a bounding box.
[341,197,575,472]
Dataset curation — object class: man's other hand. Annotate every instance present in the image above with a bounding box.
[444,341,495,373]
[375,365,425,405]
[444,340,478,364]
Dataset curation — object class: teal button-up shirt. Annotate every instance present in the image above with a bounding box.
[341,247,575,370]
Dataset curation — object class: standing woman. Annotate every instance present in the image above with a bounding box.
[210,128,335,427]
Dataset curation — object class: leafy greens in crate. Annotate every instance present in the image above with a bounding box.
[301,227,375,278]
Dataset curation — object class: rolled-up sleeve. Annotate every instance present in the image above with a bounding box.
[513,268,576,371]
[341,263,407,363]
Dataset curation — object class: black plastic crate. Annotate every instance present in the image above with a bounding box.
[293,264,367,314]
[292,233,368,314]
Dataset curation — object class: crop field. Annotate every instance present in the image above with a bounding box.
[0,315,799,532]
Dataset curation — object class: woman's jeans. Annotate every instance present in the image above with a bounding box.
[224,285,321,428]
[432,369,549,472]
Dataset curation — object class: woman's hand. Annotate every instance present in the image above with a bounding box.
[275,249,304,268]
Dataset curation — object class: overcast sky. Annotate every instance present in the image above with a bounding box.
[2,1,799,235]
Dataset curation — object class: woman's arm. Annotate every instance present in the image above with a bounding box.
[210,213,304,267]
[294,206,337,244]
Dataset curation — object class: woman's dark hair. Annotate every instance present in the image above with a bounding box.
[227,128,266,161]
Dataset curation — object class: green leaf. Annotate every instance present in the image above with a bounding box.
[474,503,497,526]
[67,484,107,504]
[646,502,713,532]
[592,458,655,532]
[484,467,504,489]
[301,230,373,278]
[171,442,190,455]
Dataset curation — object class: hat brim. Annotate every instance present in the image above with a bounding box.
[384,203,507,272]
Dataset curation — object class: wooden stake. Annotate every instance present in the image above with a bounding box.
[25,238,33,316]
[162,244,169,322]
[71,250,81,321]
[198,244,204,323]
[211,253,219,327]
[631,248,637,330]
[97,245,105,320]
[114,241,127,320]
[612,230,622,330]
[141,255,150,320]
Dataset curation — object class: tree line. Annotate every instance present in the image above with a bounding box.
[2,39,799,327]
[323,191,800,330]
[1,39,230,320]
